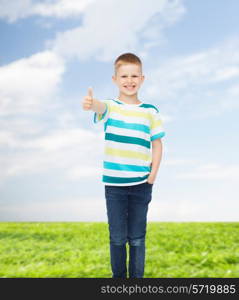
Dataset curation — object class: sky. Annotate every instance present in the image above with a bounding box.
[0,0,239,222]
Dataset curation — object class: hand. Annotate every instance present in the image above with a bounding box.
[147,174,155,184]
[82,87,94,110]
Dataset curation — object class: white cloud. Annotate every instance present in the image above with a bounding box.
[0,0,32,23]
[0,126,104,183]
[164,158,197,166]
[0,117,46,137]
[1,187,238,221]
[66,165,101,180]
[160,113,173,123]
[32,0,95,18]
[176,163,239,181]
[228,84,239,97]
[212,66,239,82]
[0,0,95,23]
[20,128,97,151]
[144,37,239,118]
[49,0,185,62]
[0,196,108,221]
[148,194,239,221]
[0,50,65,115]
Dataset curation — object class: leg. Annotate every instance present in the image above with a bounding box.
[105,186,128,278]
[127,182,153,278]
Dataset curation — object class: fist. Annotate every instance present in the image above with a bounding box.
[82,87,94,110]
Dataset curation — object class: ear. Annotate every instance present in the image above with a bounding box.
[112,75,116,83]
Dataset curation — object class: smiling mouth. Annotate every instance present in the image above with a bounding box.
[124,85,136,90]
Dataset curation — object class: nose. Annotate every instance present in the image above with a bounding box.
[127,79,134,84]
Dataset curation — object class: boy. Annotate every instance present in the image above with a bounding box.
[82,53,165,278]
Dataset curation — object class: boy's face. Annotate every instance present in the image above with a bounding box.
[112,63,145,96]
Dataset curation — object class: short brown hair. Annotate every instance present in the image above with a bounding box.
[114,53,142,74]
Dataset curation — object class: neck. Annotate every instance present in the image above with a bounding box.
[118,92,140,103]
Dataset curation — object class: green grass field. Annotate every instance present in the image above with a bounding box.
[0,222,238,278]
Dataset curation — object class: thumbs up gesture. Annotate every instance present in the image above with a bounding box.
[82,87,94,110]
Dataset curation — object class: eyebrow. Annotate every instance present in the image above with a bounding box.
[121,74,139,76]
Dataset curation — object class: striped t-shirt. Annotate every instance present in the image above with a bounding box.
[93,98,165,186]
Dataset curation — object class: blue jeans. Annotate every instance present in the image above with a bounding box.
[104,182,153,278]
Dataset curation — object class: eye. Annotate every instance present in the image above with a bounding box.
[121,75,127,78]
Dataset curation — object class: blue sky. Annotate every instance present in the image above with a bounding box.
[0,0,239,222]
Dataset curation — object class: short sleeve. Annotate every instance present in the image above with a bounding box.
[93,100,111,124]
[150,109,166,141]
